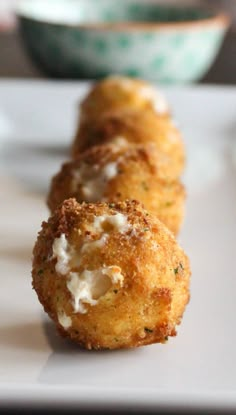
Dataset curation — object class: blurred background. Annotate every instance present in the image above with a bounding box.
[0,0,235,84]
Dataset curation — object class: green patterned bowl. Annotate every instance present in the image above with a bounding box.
[17,0,229,83]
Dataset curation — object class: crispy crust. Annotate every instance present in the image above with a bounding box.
[32,199,191,350]
[47,144,185,235]
[80,77,169,123]
[72,109,184,179]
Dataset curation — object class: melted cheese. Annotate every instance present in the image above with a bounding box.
[52,234,71,275]
[72,161,118,202]
[67,266,124,313]
[93,213,129,233]
[57,310,72,329]
[107,76,168,115]
[52,213,128,314]
[81,234,108,253]
[111,136,128,150]
[139,86,169,115]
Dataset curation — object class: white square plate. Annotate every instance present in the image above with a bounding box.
[1,81,236,412]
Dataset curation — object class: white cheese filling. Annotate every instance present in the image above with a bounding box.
[71,161,118,201]
[52,234,72,275]
[107,76,168,115]
[52,212,129,315]
[139,86,169,115]
[102,162,118,181]
[57,310,72,329]
[93,213,130,233]
[52,214,129,278]
[81,234,108,253]
[67,266,124,314]
[111,136,128,150]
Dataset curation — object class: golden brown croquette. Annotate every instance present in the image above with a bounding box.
[32,199,190,350]
[80,76,169,123]
[47,144,185,235]
[72,109,184,180]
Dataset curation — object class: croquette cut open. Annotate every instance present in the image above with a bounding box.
[32,199,191,350]
[48,144,185,235]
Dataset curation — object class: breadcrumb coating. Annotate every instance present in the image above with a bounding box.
[80,76,170,123]
[32,199,190,350]
[72,109,184,180]
[48,144,185,235]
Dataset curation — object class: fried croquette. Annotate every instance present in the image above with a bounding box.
[80,76,169,124]
[72,110,184,179]
[32,199,190,350]
[47,144,185,235]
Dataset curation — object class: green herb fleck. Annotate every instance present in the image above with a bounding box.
[114,338,119,342]
[164,336,169,341]
[113,289,118,294]
[144,327,153,333]
[174,262,184,275]
[143,228,149,232]
[141,181,149,191]
[109,203,115,208]
[37,269,44,276]
[165,201,173,207]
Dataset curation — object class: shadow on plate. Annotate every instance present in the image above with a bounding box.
[38,319,144,386]
[1,140,69,195]
[0,320,48,352]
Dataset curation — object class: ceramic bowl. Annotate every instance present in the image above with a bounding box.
[17,0,230,83]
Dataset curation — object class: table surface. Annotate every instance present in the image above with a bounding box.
[0,29,236,84]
